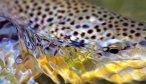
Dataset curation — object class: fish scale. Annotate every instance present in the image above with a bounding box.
[1,0,146,83]
[0,0,146,47]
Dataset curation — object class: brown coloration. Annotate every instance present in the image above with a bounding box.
[0,0,146,44]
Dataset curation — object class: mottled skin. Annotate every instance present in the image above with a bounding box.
[0,0,146,57]
[1,0,146,83]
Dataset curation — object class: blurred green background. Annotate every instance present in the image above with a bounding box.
[89,0,146,22]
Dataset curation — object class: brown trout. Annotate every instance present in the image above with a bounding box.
[0,0,146,84]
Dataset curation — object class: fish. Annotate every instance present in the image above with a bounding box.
[0,0,146,67]
[0,0,146,45]
[0,0,146,58]
[0,0,146,83]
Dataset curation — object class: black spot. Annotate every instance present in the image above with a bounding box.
[95,25,99,29]
[75,25,81,28]
[131,20,136,23]
[100,37,104,40]
[58,10,65,13]
[35,17,38,21]
[75,10,80,13]
[103,10,107,13]
[47,18,53,22]
[78,17,83,20]
[53,6,57,9]
[69,13,73,16]
[81,32,85,37]
[82,24,89,29]
[114,21,118,24]
[109,17,114,20]
[37,11,41,15]
[83,9,88,12]
[60,4,65,7]
[41,20,44,24]
[26,5,29,9]
[15,0,19,4]
[123,33,127,36]
[97,11,102,14]
[29,13,34,17]
[45,8,50,11]
[58,16,63,19]
[66,18,71,21]
[128,35,133,39]
[70,21,75,25]
[61,27,66,30]
[116,28,121,31]
[45,3,50,6]
[86,16,90,19]
[115,25,119,27]
[37,6,42,10]
[19,9,23,12]
[23,0,27,4]
[41,0,45,3]
[49,12,53,15]
[103,14,107,18]
[33,2,38,6]
[80,40,85,43]
[30,0,34,2]
[102,23,106,25]
[108,24,113,28]
[87,29,93,34]
[103,27,107,30]
[123,28,127,31]
[120,19,123,22]
[112,36,115,39]
[55,28,58,32]
[138,23,144,26]
[117,16,121,19]
[96,28,101,32]
[85,37,89,39]
[135,33,141,37]
[123,23,128,26]
[42,14,46,18]
[99,18,103,21]
[131,24,135,27]
[59,22,65,25]
[73,31,78,36]
[92,13,98,17]
[91,35,96,39]
[136,28,141,30]
[32,8,35,11]
[33,24,39,29]
[130,30,135,33]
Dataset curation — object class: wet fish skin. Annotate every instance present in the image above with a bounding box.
[0,0,146,57]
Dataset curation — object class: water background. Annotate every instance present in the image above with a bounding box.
[90,0,146,21]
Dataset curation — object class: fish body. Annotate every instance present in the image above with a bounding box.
[0,0,146,83]
[0,0,146,47]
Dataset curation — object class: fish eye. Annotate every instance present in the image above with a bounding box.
[108,48,120,54]
[103,47,120,54]
[102,42,126,54]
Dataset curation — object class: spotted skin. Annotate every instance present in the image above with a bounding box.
[0,0,146,48]
[1,1,146,83]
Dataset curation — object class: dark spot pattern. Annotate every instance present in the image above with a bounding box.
[9,0,146,44]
